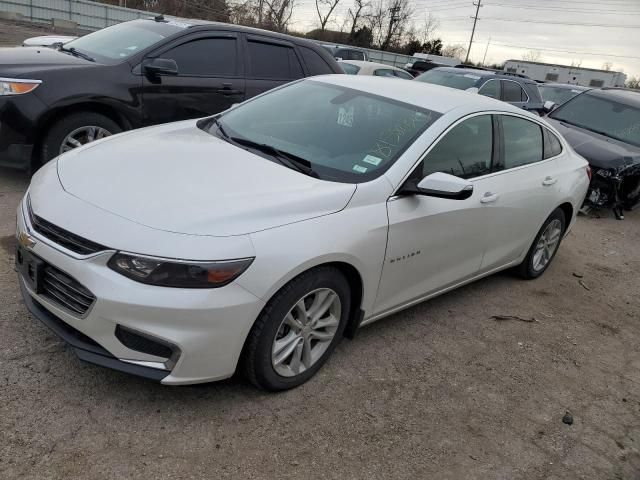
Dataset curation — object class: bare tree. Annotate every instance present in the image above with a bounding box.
[348,0,370,37]
[263,0,295,31]
[602,61,613,71]
[316,0,341,31]
[442,44,466,60]
[521,50,541,62]
[570,59,582,68]
[626,76,640,89]
[379,0,412,50]
[419,13,439,45]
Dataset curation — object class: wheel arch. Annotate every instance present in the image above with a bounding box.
[557,201,574,228]
[32,101,133,168]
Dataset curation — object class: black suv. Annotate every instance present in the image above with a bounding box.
[0,17,341,171]
[546,88,640,219]
[415,66,545,113]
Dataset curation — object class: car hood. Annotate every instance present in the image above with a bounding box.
[56,121,357,237]
[547,118,640,171]
[0,46,91,77]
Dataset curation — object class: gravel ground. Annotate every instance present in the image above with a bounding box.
[0,165,639,480]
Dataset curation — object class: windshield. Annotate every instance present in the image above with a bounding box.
[550,92,640,147]
[63,21,183,64]
[539,85,583,106]
[415,70,481,90]
[205,80,440,183]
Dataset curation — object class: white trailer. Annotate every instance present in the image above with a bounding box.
[504,60,626,87]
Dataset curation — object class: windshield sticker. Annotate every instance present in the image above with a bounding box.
[362,154,382,166]
[337,106,354,127]
[463,74,481,80]
[352,164,368,173]
[368,112,431,159]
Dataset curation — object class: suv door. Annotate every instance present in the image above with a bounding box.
[500,79,529,109]
[477,114,563,272]
[243,35,305,99]
[374,114,497,315]
[141,32,244,126]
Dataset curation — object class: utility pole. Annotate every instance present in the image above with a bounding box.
[465,0,482,64]
[482,36,491,66]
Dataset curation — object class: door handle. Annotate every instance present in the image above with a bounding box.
[542,176,557,186]
[480,192,499,204]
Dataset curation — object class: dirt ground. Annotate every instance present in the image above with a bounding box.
[0,163,639,480]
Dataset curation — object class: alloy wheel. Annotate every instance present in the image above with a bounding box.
[532,219,562,272]
[59,126,112,154]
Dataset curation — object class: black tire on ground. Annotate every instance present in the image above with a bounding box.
[242,266,351,391]
[41,112,122,164]
[516,208,566,280]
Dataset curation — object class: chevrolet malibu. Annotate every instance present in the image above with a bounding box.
[16,76,589,390]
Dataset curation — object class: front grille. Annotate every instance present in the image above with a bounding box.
[28,199,107,255]
[115,325,174,359]
[41,265,96,316]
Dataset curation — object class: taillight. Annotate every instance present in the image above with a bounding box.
[586,165,592,182]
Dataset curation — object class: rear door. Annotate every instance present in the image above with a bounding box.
[501,79,529,110]
[141,32,245,126]
[243,35,305,99]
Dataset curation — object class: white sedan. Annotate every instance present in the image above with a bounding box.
[16,76,589,390]
[339,59,414,80]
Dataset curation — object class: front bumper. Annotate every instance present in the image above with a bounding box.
[0,93,47,170]
[16,199,266,385]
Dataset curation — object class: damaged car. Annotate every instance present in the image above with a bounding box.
[546,88,640,219]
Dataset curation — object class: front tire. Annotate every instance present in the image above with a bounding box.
[517,208,566,279]
[41,112,121,164]
[242,266,351,391]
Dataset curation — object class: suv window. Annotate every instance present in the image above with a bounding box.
[421,115,493,179]
[247,40,303,79]
[501,116,543,168]
[300,46,334,75]
[162,37,237,76]
[501,80,527,102]
[478,79,499,99]
[543,129,563,158]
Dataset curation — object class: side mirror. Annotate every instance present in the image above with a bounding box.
[144,58,178,77]
[543,100,557,113]
[402,172,474,200]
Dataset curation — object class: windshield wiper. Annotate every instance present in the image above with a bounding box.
[59,46,95,62]
[212,117,229,139]
[230,136,319,178]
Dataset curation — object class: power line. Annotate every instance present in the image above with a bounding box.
[488,41,640,60]
[442,16,640,27]
[484,2,640,15]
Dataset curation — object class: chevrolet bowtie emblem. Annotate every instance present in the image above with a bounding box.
[18,231,36,249]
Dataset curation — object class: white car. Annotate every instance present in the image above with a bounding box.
[16,76,589,390]
[339,60,414,80]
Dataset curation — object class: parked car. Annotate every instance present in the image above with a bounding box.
[339,60,413,79]
[415,67,545,113]
[546,88,640,219]
[538,83,590,107]
[321,44,368,61]
[0,17,341,171]
[22,35,77,47]
[17,75,589,390]
[403,59,445,77]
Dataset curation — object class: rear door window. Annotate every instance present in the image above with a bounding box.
[501,115,543,169]
[300,46,335,75]
[247,39,304,80]
[501,80,527,102]
[394,70,413,80]
[478,79,500,99]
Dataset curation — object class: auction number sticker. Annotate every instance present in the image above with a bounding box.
[337,106,354,127]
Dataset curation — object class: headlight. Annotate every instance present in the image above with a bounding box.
[0,77,41,96]
[107,252,254,288]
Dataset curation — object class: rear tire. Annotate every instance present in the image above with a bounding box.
[516,208,566,279]
[242,266,350,391]
[41,112,121,164]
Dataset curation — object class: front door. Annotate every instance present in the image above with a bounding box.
[141,33,245,126]
[374,114,497,315]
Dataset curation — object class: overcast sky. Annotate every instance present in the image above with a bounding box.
[290,0,640,78]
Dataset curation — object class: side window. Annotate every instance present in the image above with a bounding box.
[394,70,413,80]
[502,81,527,102]
[421,115,493,179]
[350,50,365,61]
[247,40,303,79]
[478,80,500,99]
[300,46,334,75]
[161,37,237,76]
[501,115,543,169]
[543,128,563,158]
[340,62,360,75]
[374,69,397,77]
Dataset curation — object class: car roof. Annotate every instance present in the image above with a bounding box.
[313,74,529,115]
[589,88,640,107]
[433,66,536,84]
[341,60,401,70]
[540,83,590,90]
